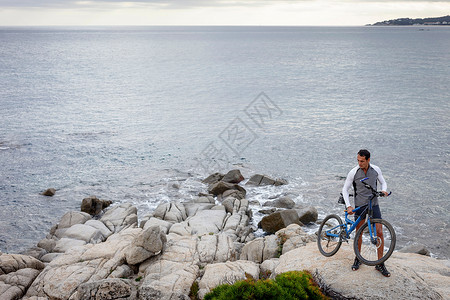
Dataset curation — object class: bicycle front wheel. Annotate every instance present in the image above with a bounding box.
[354,218,396,266]
[317,214,343,257]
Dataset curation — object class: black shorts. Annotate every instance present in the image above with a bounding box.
[354,205,382,221]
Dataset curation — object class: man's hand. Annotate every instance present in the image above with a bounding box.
[347,206,354,215]
[381,191,389,197]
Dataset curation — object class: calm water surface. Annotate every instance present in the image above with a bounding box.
[0,26,449,259]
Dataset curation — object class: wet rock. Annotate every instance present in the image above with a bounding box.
[208,181,246,197]
[221,189,245,200]
[258,208,278,215]
[37,238,56,253]
[296,206,318,224]
[245,174,287,186]
[263,196,295,209]
[202,173,224,185]
[41,188,56,196]
[22,247,47,260]
[258,209,302,234]
[81,196,112,216]
[399,243,431,256]
[194,195,215,203]
[222,169,245,184]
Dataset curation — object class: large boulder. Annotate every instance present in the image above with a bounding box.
[263,196,295,209]
[222,169,245,184]
[53,238,86,253]
[274,242,448,300]
[258,209,301,234]
[125,226,167,265]
[202,172,224,185]
[63,223,105,244]
[142,217,173,233]
[295,206,318,224]
[100,203,138,233]
[276,224,315,254]
[186,208,227,235]
[0,254,45,275]
[58,211,91,229]
[84,219,113,239]
[153,202,187,223]
[197,233,236,264]
[399,243,431,256]
[80,196,112,216]
[198,260,260,299]
[25,228,141,299]
[245,174,287,186]
[239,235,279,263]
[207,181,246,197]
[0,253,45,300]
[139,234,200,299]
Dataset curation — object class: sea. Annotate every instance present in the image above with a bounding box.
[0,26,449,259]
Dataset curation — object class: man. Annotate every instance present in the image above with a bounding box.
[342,149,391,277]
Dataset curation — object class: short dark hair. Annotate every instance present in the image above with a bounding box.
[358,149,371,160]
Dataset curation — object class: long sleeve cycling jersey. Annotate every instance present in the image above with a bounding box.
[342,164,387,208]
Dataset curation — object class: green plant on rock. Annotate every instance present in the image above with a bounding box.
[276,232,289,258]
[204,270,328,300]
[189,280,199,300]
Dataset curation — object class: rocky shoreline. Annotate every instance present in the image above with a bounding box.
[1,170,449,300]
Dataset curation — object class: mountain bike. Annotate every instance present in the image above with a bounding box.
[317,178,396,265]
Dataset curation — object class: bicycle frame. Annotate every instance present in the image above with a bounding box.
[326,194,378,242]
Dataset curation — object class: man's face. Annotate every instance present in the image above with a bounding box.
[357,155,370,170]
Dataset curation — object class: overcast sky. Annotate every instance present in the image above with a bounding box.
[0,0,449,26]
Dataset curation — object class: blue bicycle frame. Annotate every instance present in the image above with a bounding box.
[327,193,378,243]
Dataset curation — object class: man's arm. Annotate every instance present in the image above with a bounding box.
[342,166,358,212]
[372,164,388,195]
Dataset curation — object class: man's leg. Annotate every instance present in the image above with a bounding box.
[372,206,391,277]
[376,223,384,259]
[352,219,365,271]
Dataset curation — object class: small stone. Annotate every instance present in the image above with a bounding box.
[41,188,56,196]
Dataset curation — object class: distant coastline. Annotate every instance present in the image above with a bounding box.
[368,15,450,26]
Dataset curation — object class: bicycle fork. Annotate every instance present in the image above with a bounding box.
[368,220,378,245]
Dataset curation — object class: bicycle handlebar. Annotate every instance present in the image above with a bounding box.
[360,177,391,197]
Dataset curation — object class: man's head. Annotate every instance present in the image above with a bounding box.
[357,149,370,170]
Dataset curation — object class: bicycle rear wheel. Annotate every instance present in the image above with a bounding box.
[354,218,396,266]
[317,214,343,257]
